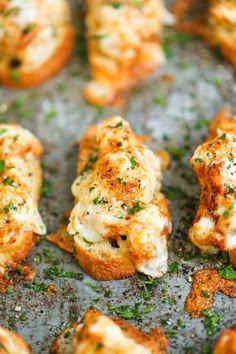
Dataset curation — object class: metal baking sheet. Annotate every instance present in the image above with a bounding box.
[0,1,236,353]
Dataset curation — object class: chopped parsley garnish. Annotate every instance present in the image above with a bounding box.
[194,117,208,130]
[191,158,204,166]
[115,212,125,219]
[163,185,185,201]
[95,342,104,350]
[168,262,180,274]
[41,179,51,197]
[0,128,8,135]
[201,290,210,298]
[116,177,126,185]
[10,68,20,82]
[3,176,15,186]
[44,266,78,279]
[0,342,9,353]
[109,302,154,319]
[28,280,47,292]
[130,156,137,169]
[45,108,57,121]
[108,120,123,128]
[219,133,226,140]
[122,201,145,215]
[0,160,5,172]
[93,195,108,205]
[223,202,235,218]
[201,309,222,335]
[4,201,18,213]
[219,264,236,280]
[85,281,101,293]
[153,96,166,106]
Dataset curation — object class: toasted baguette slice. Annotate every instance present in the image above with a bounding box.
[0,0,74,88]
[50,308,168,354]
[214,326,236,354]
[84,0,174,105]
[0,125,46,283]
[0,326,31,354]
[48,117,171,280]
[173,0,236,68]
[189,111,236,258]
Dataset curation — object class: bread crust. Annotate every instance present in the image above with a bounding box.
[0,125,45,280]
[0,326,31,354]
[74,237,135,280]
[50,308,168,354]
[0,27,74,89]
[84,0,168,105]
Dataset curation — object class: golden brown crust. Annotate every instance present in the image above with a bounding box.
[84,0,167,106]
[50,308,168,354]
[47,224,74,254]
[0,27,74,88]
[185,268,236,318]
[214,326,236,354]
[74,238,135,280]
[0,125,45,282]
[0,326,31,354]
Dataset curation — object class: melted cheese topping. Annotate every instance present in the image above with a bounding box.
[208,0,236,45]
[0,0,71,71]
[84,0,174,104]
[74,314,151,354]
[68,117,171,277]
[0,125,46,246]
[189,127,236,253]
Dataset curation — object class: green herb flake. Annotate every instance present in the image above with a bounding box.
[201,290,210,298]
[201,309,222,336]
[85,281,100,293]
[130,156,137,169]
[168,262,180,273]
[0,128,8,135]
[219,133,226,140]
[0,160,5,172]
[93,195,108,205]
[219,264,236,280]
[45,108,57,121]
[95,342,104,350]
[223,202,235,218]
[108,120,123,128]
[4,201,18,213]
[41,179,51,197]
[3,176,15,186]
[109,302,154,320]
[153,96,166,106]
[122,201,145,215]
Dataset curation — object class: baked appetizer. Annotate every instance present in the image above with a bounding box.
[214,326,236,354]
[0,124,46,274]
[84,0,174,106]
[0,326,31,354]
[189,109,236,264]
[48,116,171,280]
[0,0,74,88]
[50,308,168,354]
[173,0,236,68]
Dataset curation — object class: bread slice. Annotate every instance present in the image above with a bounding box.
[48,117,171,280]
[0,0,74,88]
[50,308,168,354]
[0,125,46,287]
[84,0,173,105]
[173,0,236,68]
[0,326,31,354]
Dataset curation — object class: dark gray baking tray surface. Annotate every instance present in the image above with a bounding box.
[0,1,236,353]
